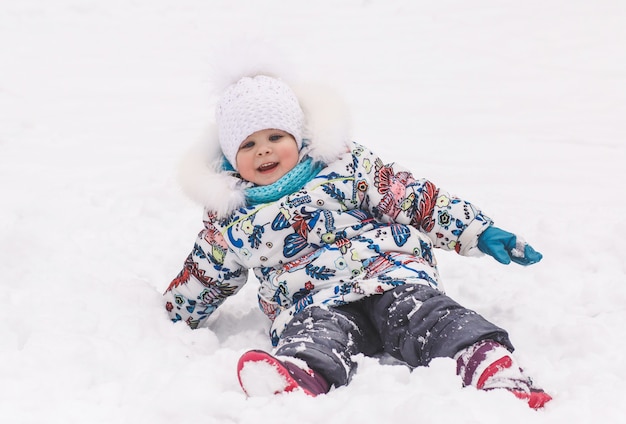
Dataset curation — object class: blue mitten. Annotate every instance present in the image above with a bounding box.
[477,226,543,266]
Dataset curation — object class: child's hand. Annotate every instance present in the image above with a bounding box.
[477,226,543,266]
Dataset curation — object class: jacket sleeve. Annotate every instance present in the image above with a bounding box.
[163,209,248,329]
[352,142,493,256]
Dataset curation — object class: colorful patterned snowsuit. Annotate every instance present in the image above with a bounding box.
[164,140,513,385]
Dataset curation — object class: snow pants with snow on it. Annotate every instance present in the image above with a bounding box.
[274,284,514,388]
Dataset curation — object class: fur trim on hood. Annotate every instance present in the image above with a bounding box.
[177,81,352,218]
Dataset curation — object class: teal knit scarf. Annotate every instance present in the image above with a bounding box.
[244,157,324,205]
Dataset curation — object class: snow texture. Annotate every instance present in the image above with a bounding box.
[238,360,289,397]
[1,1,625,423]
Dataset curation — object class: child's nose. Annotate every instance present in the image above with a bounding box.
[257,144,272,155]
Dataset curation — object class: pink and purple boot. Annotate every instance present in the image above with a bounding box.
[237,349,330,397]
[456,340,553,409]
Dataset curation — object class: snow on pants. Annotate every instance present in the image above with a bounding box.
[274,284,513,388]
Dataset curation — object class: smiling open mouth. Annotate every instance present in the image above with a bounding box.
[258,162,278,172]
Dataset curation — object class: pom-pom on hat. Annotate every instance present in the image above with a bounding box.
[216,75,305,170]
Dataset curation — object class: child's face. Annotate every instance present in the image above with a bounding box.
[236,129,300,186]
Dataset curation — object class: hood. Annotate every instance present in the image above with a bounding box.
[177,82,353,218]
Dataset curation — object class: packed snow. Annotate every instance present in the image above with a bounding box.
[1,1,625,423]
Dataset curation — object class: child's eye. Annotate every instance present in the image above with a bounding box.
[239,141,255,150]
[269,134,284,142]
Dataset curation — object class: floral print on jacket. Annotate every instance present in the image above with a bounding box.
[164,142,492,345]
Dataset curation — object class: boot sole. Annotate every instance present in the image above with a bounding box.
[237,350,316,397]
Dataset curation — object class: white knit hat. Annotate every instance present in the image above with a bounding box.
[216,75,305,169]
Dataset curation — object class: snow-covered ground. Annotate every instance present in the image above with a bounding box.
[2,1,625,423]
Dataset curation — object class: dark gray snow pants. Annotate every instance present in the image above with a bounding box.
[274,284,513,387]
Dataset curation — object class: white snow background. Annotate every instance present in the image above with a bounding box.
[2,1,625,423]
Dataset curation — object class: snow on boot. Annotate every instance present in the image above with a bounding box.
[456,340,552,409]
[237,349,330,397]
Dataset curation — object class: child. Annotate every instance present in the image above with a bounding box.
[164,74,552,409]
